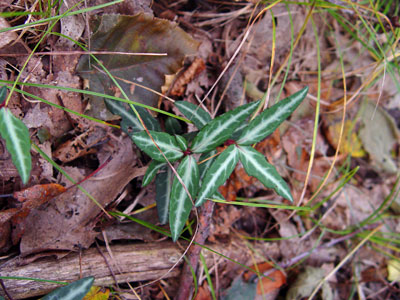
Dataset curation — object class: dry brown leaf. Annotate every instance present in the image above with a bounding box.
[17,137,146,256]
[53,126,108,162]
[170,58,206,96]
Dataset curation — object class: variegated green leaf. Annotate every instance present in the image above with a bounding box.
[156,167,172,224]
[0,86,7,105]
[165,117,183,135]
[198,149,217,180]
[191,101,260,154]
[169,155,199,241]
[0,108,31,184]
[195,145,238,207]
[211,191,225,201]
[237,145,293,202]
[175,101,211,130]
[237,87,308,145]
[142,160,166,187]
[42,276,94,300]
[105,100,160,134]
[131,130,183,162]
[175,135,188,151]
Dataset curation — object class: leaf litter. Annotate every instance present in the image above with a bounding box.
[0,1,399,300]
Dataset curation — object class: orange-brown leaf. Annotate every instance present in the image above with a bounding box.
[13,183,66,205]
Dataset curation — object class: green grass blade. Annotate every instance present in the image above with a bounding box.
[0,109,32,184]
[0,1,124,33]
[169,155,199,241]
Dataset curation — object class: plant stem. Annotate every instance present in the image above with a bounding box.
[176,200,215,300]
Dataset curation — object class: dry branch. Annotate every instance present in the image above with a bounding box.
[0,239,280,299]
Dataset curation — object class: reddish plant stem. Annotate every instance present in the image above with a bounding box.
[175,200,215,300]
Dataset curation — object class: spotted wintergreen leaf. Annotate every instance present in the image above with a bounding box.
[42,276,94,300]
[191,101,259,154]
[142,160,166,187]
[0,108,32,184]
[175,101,211,130]
[156,167,173,224]
[175,135,188,151]
[237,145,293,202]
[165,117,183,135]
[169,155,199,241]
[105,100,160,134]
[211,191,225,201]
[131,131,183,162]
[195,145,239,207]
[237,87,308,145]
[198,149,217,180]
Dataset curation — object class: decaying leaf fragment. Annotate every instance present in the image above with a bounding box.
[77,13,199,118]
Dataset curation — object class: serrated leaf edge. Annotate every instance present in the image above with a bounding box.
[170,155,199,241]
[237,87,308,145]
[132,131,183,162]
[237,145,293,202]
[175,101,211,129]
[195,145,238,206]
[0,108,32,184]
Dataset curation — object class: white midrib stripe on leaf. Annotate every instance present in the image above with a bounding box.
[118,105,142,129]
[194,106,253,152]
[2,110,29,179]
[174,157,194,226]
[241,147,291,200]
[182,105,208,126]
[239,101,294,144]
[198,147,237,201]
[160,169,172,222]
[135,134,180,153]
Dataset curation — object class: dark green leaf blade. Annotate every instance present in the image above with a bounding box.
[156,167,173,224]
[175,135,188,151]
[191,101,259,154]
[169,155,199,241]
[42,277,94,300]
[195,145,239,207]
[105,100,160,133]
[175,101,211,130]
[131,130,183,162]
[0,108,32,184]
[237,87,308,145]
[165,117,183,135]
[143,160,166,187]
[237,145,293,202]
[198,149,217,180]
[0,85,7,105]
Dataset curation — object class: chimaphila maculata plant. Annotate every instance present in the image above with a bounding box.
[105,87,309,241]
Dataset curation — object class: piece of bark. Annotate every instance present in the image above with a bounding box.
[0,242,182,299]
[0,239,281,299]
